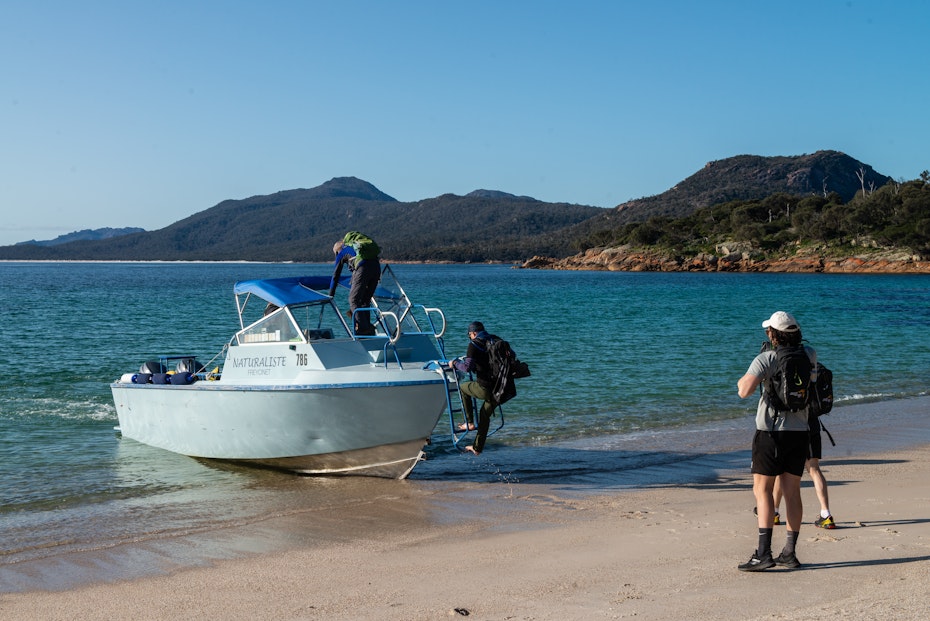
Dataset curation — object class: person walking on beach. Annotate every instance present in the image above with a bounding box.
[772,414,836,529]
[331,231,381,336]
[448,321,497,456]
[736,311,816,571]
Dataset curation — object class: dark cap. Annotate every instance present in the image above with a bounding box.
[467,321,485,334]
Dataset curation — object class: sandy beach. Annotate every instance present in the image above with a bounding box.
[2,405,929,620]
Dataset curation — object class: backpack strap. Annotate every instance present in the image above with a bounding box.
[820,420,836,447]
[806,345,818,387]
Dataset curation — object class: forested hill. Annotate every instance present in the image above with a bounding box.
[540,151,904,250]
[0,177,604,262]
[2,151,925,264]
[609,150,892,224]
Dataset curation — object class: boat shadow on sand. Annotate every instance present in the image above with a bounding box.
[413,443,754,489]
[412,444,909,493]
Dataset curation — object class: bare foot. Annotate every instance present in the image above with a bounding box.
[457,423,476,431]
[464,445,481,455]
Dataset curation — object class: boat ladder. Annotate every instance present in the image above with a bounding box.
[438,365,504,449]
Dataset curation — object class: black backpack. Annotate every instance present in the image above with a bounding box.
[486,336,531,405]
[808,362,834,417]
[765,344,813,412]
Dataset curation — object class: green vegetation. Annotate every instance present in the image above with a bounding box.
[2,157,927,264]
[576,172,930,260]
[0,181,603,263]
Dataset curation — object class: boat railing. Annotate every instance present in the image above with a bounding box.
[403,304,447,358]
[413,305,446,338]
[379,311,402,344]
[359,306,443,344]
[357,308,407,369]
[351,306,396,340]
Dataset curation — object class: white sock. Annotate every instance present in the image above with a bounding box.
[821,509,831,519]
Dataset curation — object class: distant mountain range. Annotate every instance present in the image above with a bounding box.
[16,227,146,247]
[0,150,896,262]
[0,178,603,262]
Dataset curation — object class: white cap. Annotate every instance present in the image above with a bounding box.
[762,311,799,332]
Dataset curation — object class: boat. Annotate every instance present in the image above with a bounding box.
[111,265,453,479]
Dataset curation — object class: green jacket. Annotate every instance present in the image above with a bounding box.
[342,231,380,268]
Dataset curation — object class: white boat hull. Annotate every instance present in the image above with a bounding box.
[112,379,447,479]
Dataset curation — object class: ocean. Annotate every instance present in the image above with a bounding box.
[1,262,929,591]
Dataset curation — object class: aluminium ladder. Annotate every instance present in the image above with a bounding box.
[438,365,504,449]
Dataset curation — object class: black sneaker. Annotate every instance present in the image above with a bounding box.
[774,551,801,569]
[738,551,775,572]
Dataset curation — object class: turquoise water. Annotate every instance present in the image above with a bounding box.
[1,262,929,578]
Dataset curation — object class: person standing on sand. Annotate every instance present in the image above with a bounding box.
[772,413,836,529]
[736,311,816,571]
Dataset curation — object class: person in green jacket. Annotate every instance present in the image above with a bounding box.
[331,231,381,336]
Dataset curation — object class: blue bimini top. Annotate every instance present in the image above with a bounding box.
[233,276,334,308]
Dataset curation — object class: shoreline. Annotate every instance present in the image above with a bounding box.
[3,256,930,274]
[2,398,929,619]
[522,249,930,273]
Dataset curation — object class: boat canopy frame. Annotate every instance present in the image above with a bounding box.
[233,276,352,344]
[230,265,448,349]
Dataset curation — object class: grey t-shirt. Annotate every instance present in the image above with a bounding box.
[747,346,817,432]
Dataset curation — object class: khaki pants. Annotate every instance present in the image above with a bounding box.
[460,380,497,453]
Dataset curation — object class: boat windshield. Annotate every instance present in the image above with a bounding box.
[236,301,350,345]
[289,302,351,340]
[237,309,302,344]
[374,265,419,331]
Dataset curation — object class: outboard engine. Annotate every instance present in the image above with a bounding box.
[140,360,167,374]
[176,358,204,373]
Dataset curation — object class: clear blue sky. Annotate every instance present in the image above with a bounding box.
[2,0,928,246]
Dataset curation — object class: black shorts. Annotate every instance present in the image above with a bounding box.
[751,430,808,477]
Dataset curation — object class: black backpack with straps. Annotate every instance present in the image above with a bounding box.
[808,362,834,417]
[485,335,530,405]
[765,344,813,412]
[762,342,837,444]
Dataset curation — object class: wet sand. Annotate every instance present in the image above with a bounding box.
[2,398,929,620]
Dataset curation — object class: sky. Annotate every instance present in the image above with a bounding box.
[2,0,929,246]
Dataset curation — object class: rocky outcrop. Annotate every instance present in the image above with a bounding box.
[521,247,930,274]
